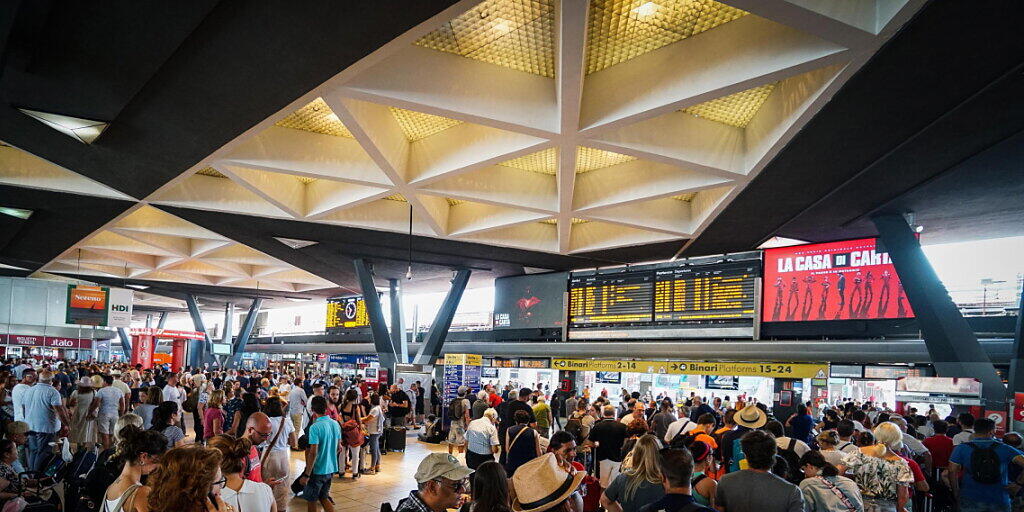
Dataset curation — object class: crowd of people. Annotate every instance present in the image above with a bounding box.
[438,385,1024,512]
[0,358,1019,512]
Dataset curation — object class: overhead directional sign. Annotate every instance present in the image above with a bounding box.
[551,358,828,379]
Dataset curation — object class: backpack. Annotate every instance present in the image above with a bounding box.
[449,398,466,422]
[183,389,199,413]
[967,442,1002,485]
[671,430,702,450]
[565,417,584,442]
[342,419,365,447]
[668,420,694,446]
[778,438,804,485]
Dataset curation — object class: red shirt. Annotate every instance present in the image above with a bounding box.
[488,392,503,408]
[923,434,954,468]
[244,445,263,482]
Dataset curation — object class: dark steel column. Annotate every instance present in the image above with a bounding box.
[354,259,397,370]
[157,311,168,329]
[116,328,132,359]
[413,269,471,365]
[1007,288,1024,400]
[185,295,211,369]
[389,279,408,364]
[229,298,263,368]
[872,213,1005,407]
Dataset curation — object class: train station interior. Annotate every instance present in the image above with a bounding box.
[0,1,1022,512]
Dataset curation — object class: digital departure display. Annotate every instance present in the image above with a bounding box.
[653,261,757,322]
[326,296,370,332]
[569,273,654,326]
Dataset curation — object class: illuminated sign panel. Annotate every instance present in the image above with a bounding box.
[326,297,370,332]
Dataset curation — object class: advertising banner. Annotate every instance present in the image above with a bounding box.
[1,335,94,349]
[493,272,568,329]
[763,238,914,322]
[66,285,133,327]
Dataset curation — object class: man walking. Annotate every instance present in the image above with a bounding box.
[23,370,70,471]
[288,377,308,434]
[298,396,341,512]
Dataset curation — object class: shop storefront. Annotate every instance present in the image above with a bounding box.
[827,364,932,411]
[2,334,96,360]
[481,357,559,396]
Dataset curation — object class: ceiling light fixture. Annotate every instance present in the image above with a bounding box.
[0,207,32,219]
[633,2,659,17]
[18,108,109,144]
[126,284,150,290]
[274,237,319,249]
[492,18,512,33]
[325,112,340,123]
[406,204,414,280]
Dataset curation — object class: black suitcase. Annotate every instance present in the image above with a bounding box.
[386,427,407,452]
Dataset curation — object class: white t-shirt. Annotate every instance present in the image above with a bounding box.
[262,416,295,452]
[663,418,696,444]
[220,479,274,512]
[952,429,974,446]
[96,387,124,417]
[162,385,184,411]
[838,440,860,454]
[12,383,32,422]
[776,436,811,458]
[902,432,929,456]
[366,405,385,435]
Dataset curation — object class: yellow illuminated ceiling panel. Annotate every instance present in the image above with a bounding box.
[446,198,467,206]
[383,193,408,202]
[576,146,636,173]
[498,147,557,174]
[415,0,556,78]
[681,82,777,128]
[195,166,227,178]
[274,98,354,138]
[586,0,747,75]
[671,192,696,201]
[540,218,588,225]
[389,107,463,142]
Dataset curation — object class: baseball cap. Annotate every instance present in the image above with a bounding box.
[413,453,473,483]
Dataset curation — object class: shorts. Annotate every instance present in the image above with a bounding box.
[97,415,118,435]
[301,474,332,502]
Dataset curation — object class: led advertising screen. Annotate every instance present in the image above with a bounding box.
[326,296,370,332]
[493,272,568,330]
[762,238,914,322]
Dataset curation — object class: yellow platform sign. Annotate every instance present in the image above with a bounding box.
[551,358,827,379]
[444,353,482,366]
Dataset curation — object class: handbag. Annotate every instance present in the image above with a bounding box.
[260,418,286,468]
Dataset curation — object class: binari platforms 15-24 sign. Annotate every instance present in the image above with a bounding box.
[762,238,914,323]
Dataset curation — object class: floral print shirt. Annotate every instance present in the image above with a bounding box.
[841,451,913,501]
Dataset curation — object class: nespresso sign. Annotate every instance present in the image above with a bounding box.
[1,335,94,349]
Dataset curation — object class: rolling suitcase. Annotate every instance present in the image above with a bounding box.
[386,427,407,452]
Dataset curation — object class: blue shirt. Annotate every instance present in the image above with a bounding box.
[307,415,341,475]
[24,383,62,433]
[950,438,1023,505]
[790,414,815,443]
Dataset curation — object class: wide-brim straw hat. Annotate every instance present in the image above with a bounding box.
[734,405,767,429]
[512,453,586,512]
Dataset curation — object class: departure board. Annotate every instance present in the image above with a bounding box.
[326,296,370,332]
[653,261,757,322]
[569,273,653,326]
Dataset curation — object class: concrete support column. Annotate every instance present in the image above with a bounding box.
[413,269,471,365]
[353,259,397,371]
[872,213,1005,408]
[229,298,263,369]
[389,279,408,364]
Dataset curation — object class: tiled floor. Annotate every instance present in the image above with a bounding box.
[283,433,448,512]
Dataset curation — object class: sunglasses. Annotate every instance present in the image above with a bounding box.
[434,478,468,493]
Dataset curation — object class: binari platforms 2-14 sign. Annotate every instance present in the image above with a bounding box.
[762,238,915,323]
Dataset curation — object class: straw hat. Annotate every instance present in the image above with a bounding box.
[733,405,767,429]
[512,453,586,512]
[77,377,93,388]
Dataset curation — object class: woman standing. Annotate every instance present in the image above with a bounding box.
[208,436,276,512]
[150,402,186,450]
[817,430,847,467]
[362,394,384,475]
[800,451,864,512]
[688,441,717,509]
[134,387,162,430]
[260,398,295,511]
[339,389,365,478]
[202,390,226,443]
[233,393,260,438]
[446,387,471,456]
[505,409,541,477]
[102,426,168,512]
[147,445,229,512]
[68,376,99,450]
[838,426,912,512]
[600,434,665,512]
[470,461,511,512]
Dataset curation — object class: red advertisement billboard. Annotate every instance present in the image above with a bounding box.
[763,238,914,322]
